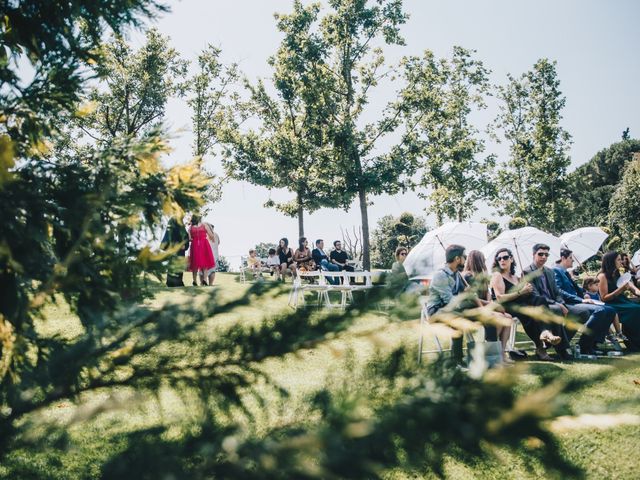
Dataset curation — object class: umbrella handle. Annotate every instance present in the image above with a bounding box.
[514,239,525,273]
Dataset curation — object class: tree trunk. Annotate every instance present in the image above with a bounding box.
[297,193,304,239]
[358,187,371,271]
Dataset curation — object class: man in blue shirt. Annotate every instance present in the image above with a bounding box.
[426,244,467,363]
[553,248,615,354]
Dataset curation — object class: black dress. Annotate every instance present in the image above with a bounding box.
[500,276,567,349]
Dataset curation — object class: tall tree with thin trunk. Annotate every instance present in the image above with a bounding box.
[398,47,495,224]
[223,1,346,237]
[318,0,413,270]
[491,59,572,234]
[188,45,240,204]
[81,28,188,142]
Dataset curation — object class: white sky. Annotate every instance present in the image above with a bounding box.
[132,0,640,266]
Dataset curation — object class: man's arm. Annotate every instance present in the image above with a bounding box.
[429,270,453,306]
[553,269,583,303]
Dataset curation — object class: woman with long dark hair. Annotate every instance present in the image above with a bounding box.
[276,237,294,279]
[489,247,562,361]
[598,251,640,351]
[463,250,513,360]
[293,237,315,271]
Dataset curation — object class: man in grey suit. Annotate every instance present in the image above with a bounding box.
[522,243,575,360]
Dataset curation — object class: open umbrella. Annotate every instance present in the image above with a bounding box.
[481,227,561,274]
[404,222,487,280]
[632,249,640,267]
[560,227,608,264]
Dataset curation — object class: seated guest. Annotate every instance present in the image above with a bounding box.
[293,237,315,272]
[462,250,513,362]
[584,276,627,344]
[582,277,600,301]
[426,244,467,363]
[598,251,640,351]
[330,240,355,272]
[312,239,340,284]
[553,248,615,355]
[388,246,418,294]
[523,244,581,361]
[246,249,264,278]
[277,238,295,279]
[265,248,282,280]
[490,248,559,361]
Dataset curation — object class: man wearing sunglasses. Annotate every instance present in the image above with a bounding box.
[523,243,573,360]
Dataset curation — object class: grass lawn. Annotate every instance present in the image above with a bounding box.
[2,272,640,479]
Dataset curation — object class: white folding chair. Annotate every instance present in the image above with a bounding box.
[321,271,351,308]
[417,297,478,364]
[288,271,329,309]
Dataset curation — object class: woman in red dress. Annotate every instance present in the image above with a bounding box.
[188,214,216,286]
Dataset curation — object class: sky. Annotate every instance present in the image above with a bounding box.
[132,0,640,267]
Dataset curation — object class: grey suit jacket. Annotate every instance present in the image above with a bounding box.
[522,263,565,306]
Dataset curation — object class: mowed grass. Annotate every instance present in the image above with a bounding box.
[3,272,640,479]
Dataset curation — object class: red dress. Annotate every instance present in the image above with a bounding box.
[188,225,216,271]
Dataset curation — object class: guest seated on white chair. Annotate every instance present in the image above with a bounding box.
[312,239,340,285]
[265,248,282,280]
[330,240,355,272]
[247,249,265,279]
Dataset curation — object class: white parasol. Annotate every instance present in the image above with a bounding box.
[560,227,608,264]
[404,222,487,280]
[481,226,561,274]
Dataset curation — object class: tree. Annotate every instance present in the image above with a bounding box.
[254,241,277,258]
[399,47,495,224]
[608,153,640,252]
[316,0,417,270]
[622,127,630,141]
[188,45,241,204]
[492,59,572,234]
[507,217,528,230]
[81,28,188,141]
[565,139,640,231]
[223,1,346,237]
[481,218,502,240]
[370,212,427,268]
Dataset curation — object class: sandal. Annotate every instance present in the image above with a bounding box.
[540,330,561,346]
[535,347,553,361]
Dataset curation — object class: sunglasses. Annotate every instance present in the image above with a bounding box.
[536,252,550,257]
[496,255,511,261]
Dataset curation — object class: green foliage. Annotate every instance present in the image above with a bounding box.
[507,217,528,230]
[223,1,344,236]
[608,153,640,252]
[0,0,208,453]
[254,242,277,258]
[188,45,241,205]
[0,0,167,152]
[399,47,495,224]
[565,139,640,231]
[82,28,188,140]
[481,218,502,240]
[371,212,427,268]
[215,255,230,272]
[492,59,572,234]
